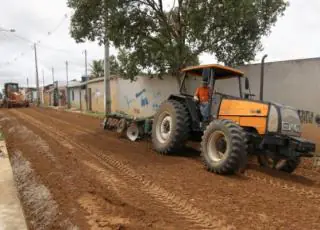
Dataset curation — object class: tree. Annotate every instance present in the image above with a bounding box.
[109,55,120,75]
[89,55,121,78]
[90,60,104,78]
[68,0,288,81]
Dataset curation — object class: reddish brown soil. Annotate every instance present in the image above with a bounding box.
[302,124,320,151]
[1,107,320,230]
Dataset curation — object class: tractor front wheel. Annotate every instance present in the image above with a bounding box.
[258,155,301,173]
[201,119,248,174]
[152,100,191,154]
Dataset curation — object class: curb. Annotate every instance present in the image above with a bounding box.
[0,137,28,230]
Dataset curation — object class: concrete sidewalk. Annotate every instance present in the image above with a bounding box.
[0,137,28,230]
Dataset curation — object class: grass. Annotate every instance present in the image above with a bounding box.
[82,111,106,119]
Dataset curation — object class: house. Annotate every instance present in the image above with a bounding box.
[86,77,105,113]
[55,81,68,107]
[67,80,83,110]
[20,87,37,102]
[43,84,53,106]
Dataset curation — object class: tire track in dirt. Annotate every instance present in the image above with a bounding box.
[29,108,146,148]
[29,108,320,200]
[0,114,86,230]
[297,166,320,179]
[244,170,320,201]
[3,113,177,229]
[17,108,320,229]
[9,109,234,230]
[81,160,188,230]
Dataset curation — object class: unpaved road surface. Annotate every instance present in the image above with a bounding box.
[1,107,320,230]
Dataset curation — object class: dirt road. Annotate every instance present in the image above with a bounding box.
[0,107,320,230]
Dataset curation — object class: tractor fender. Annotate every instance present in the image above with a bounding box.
[167,94,201,132]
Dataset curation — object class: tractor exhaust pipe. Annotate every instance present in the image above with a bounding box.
[260,54,268,101]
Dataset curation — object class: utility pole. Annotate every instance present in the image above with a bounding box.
[103,0,111,116]
[42,70,45,104]
[84,49,88,111]
[26,77,29,102]
[52,67,54,84]
[42,70,45,88]
[34,43,40,107]
[66,61,70,109]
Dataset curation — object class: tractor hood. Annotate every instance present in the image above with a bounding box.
[218,99,269,117]
[217,98,301,136]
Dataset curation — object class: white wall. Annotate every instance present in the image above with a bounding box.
[111,76,179,117]
[238,58,320,113]
[79,58,320,119]
[69,88,81,109]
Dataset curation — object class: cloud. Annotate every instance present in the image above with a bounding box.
[1,0,320,89]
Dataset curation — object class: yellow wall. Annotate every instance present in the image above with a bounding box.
[43,92,50,106]
[87,81,105,113]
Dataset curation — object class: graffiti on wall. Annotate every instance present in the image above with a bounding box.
[135,89,146,98]
[152,91,161,111]
[135,89,149,107]
[122,88,165,116]
[298,110,320,126]
[124,96,135,108]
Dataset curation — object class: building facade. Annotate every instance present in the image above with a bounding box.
[67,81,83,110]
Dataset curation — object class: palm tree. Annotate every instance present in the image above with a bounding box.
[90,60,104,78]
[89,56,121,78]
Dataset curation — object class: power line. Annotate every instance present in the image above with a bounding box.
[37,43,69,53]
[0,13,69,68]
[10,33,33,44]
[47,14,68,36]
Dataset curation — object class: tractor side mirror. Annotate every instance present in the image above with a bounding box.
[245,77,250,90]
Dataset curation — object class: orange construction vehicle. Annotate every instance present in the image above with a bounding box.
[2,83,29,108]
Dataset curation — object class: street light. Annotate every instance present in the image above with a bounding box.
[0,27,15,33]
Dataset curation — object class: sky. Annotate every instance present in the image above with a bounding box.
[0,0,320,88]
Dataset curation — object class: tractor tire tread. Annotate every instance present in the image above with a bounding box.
[152,100,191,154]
[201,119,247,174]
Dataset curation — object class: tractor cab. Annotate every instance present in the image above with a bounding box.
[5,83,19,95]
[171,64,250,131]
[180,64,250,98]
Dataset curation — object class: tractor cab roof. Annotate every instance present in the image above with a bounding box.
[181,64,244,79]
[4,82,18,86]
[5,82,17,84]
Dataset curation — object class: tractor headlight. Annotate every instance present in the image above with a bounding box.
[267,105,279,132]
[280,108,301,135]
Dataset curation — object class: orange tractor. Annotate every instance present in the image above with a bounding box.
[1,83,29,108]
[151,64,316,175]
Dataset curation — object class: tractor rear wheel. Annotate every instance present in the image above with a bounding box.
[152,100,191,154]
[201,119,248,174]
